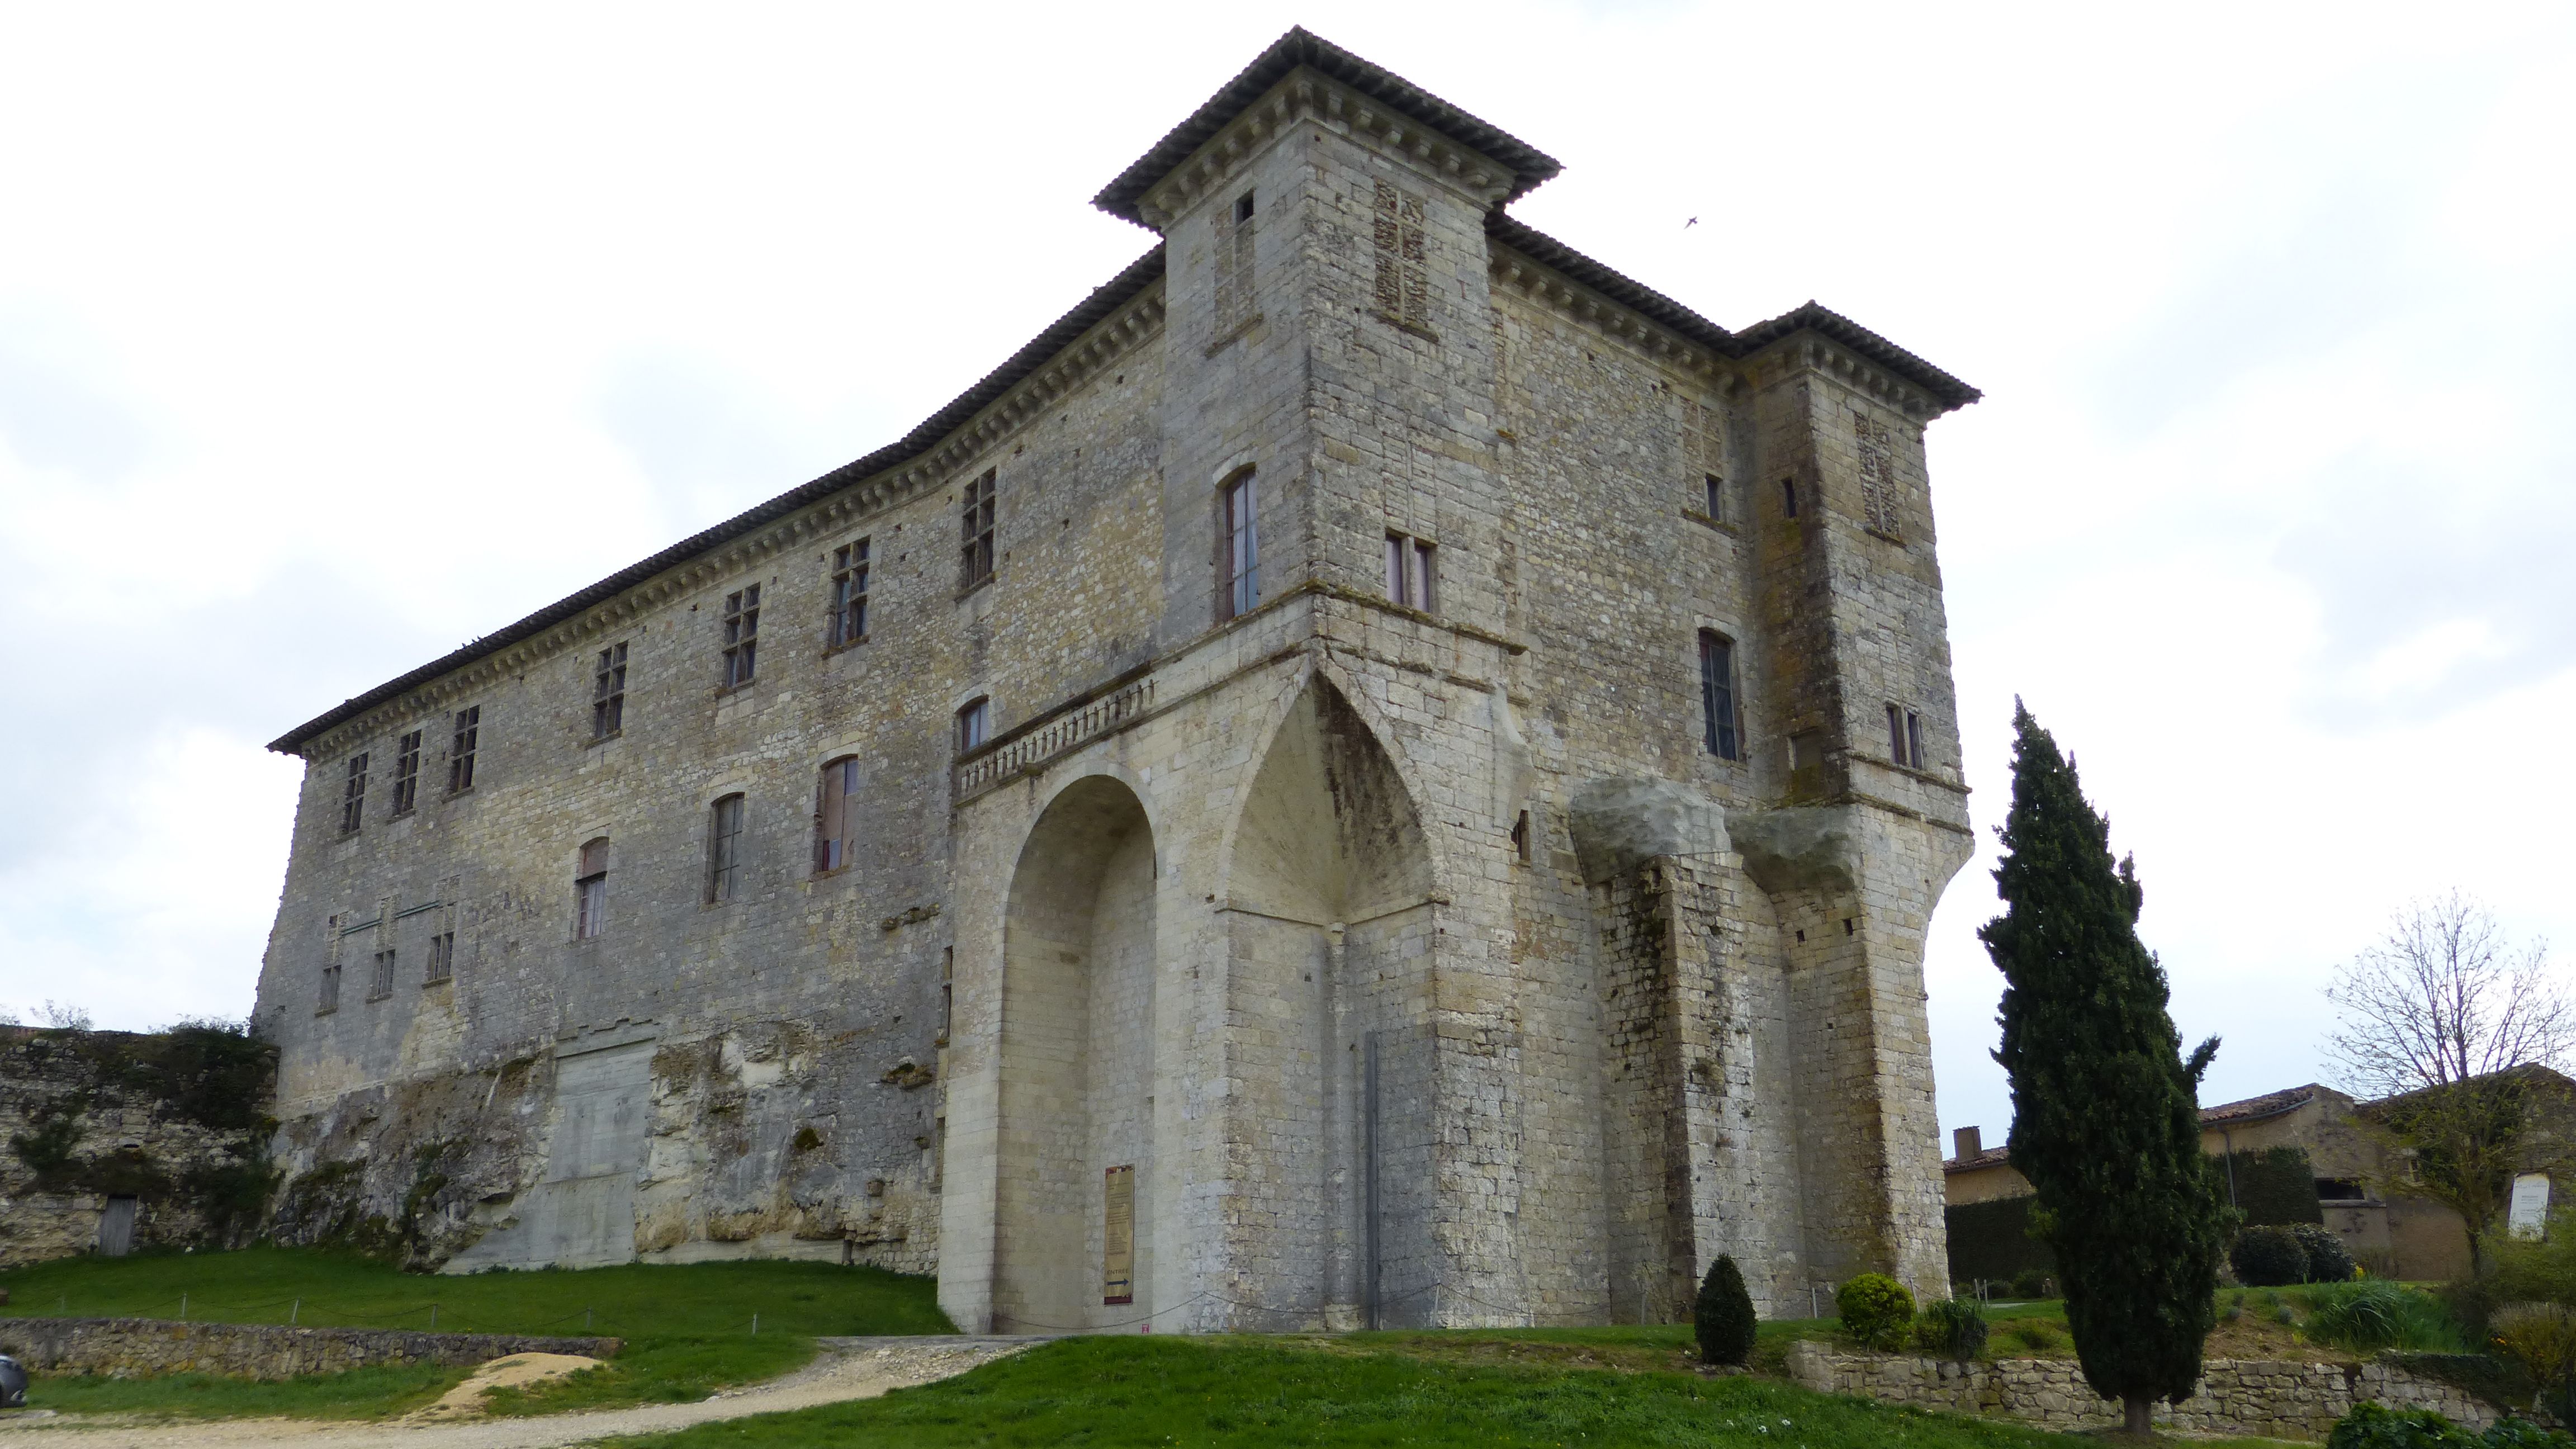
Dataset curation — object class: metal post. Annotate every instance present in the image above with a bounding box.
[291,1299,300,1325]
[1364,1029,1382,1332]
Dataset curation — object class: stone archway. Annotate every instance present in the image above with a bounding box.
[992,775,1158,1332]
[1220,675,1434,1328]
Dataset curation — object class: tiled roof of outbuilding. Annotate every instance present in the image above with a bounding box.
[1092,27,1563,226]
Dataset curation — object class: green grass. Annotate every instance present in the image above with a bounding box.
[593,1334,2098,1448]
[0,1247,951,1420]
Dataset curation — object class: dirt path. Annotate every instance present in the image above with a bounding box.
[0,1336,1045,1449]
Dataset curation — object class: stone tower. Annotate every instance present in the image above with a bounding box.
[252,30,1978,1333]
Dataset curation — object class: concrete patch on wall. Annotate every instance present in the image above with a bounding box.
[445,1030,655,1272]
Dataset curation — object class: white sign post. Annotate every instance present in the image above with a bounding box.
[2509,1173,2552,1239]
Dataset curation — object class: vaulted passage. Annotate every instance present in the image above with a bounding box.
[1222,676,1434,1328]
[993,776,1158,1332]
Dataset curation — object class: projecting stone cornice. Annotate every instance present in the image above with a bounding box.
[278,257,1169,760]
[1133,69,1522,231]
[1097,27,1559,230]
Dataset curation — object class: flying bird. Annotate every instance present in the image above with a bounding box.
[1684,217,1698,228]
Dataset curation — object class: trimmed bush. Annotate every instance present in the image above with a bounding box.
[2326,1401,2479,1448]
[2008,1267,2054,1300]
[1836,1272,1916,1351]
[2234,1225,2309,1287]
[1912,1296,1989,1362]
[1693,1254,1756,1366]
[2298,1224,2358,1282]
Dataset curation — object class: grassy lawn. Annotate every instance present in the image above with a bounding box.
[591,1333,2301,1449]
[0,1247,952,1421]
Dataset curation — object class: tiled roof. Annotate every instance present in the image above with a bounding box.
[1945,1145,2015,1173]
[2198,1085,2321,1126]
[1092,27,1562,226]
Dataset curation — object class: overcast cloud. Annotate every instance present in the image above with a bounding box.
[2,1,2569,1145]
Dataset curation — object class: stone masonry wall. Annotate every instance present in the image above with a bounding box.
[0,1317,619,1382]
[1786,1342,2513,1441]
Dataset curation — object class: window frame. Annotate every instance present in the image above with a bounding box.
[814,756,860,874]
[956,698,991,755]
[959,469,997,592]
[1699,632,1742,762]
[1887,703,1928,769]
[721,585,760,689]
[575,837,609,940]
[828,539,871,650]
[593,643,627,741]
[1384,532,1436,613]
[447,706,479,794]
[367,947,395,1002]
[707,793,746,903]
[391,730,422,815]
[1218,470,1258,621]
[339,752,370,835]
[318,962,341,1014]
[425,929,454,984]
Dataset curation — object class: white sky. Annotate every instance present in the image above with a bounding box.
[3,1,2570,1148]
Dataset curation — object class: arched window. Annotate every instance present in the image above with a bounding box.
[575,837,609,939]
[815,757,860,873]
[707,795,746,903]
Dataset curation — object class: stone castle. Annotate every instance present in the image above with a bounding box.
[253,29,1980,1334]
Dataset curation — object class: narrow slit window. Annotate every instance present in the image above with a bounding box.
[706,794,746,903]
[1781,477,1800,518]
[339,752,369,834]
[448,706,479,793]
[1907,710,1926,770]
[956,698,991,755]
[1215,191,1256,332]
[815,757,860,873]
[1703,473,1726,522]
[1384,533,1436,612]
[575,837,608,940]
[1699,632,1741,761]
[960,469,996,590]
[829,540,870,647]
[593,643,627,740]
[391,731,422,815]
[1219,471,1258,621]
[1511,810,1531,863]
[721,585,760,688]
[367,948,395,1002]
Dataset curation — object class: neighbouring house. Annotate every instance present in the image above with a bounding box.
[248,28,1985,1333]
[1945,1069,2576,1285]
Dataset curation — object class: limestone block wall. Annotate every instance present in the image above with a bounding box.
[0,1318,619,1382]
[1786,1342,2519,1441]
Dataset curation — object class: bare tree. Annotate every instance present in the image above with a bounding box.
[2325,891,2570,1267]
[37,1000,93,1032]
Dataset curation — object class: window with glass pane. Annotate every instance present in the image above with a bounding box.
[814,757,860,872]
[956,699,991,754]
[707,795,745,902]
[593,644,627,739]
[392,731,422,814]
[1384,533,1435,612]
[960,470,996,589]
[1700,632,1740,760]
[722,586,760,688]
[575,837,608,939]
[830,541,870,647]
[1220,472,1258,621]
[448,706,480,792]
[340,752,369,834]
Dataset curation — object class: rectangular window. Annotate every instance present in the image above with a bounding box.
[593,644,627,740]
[425,930,454,983]
[1511,810,1531,863]
[1219,471,1258,621]
[1371,179,1429,329]
[1700,632,1741,761]
[956,698,991,754]
[1384,533,1436,612]
[708,794,745,903]
[815,757,860,872]
[1683,398,1725,518]
[575,837,608,939]
[1703,473,1726,523]
[1214,190,1256,333]
[829,541,870,647]
[448,706,479,793]
[1781,477,1800,519]
[721,585,760,688]
[1103,1164,1137,1304]
[960,468,996,590]
[318,963,340,1014]
[367,949,395,1001]
[339,752,369,834]
[391,731,422,814]
[1887,704,1926,768]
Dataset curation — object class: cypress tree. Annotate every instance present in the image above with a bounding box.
[1982,702,2229,1436]
[1694,1254,1756,1366]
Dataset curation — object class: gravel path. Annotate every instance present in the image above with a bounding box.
[0,1336,1046,1449]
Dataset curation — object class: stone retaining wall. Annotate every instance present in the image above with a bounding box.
[1786,1342,2508,1441]
[0,1317,622,1381]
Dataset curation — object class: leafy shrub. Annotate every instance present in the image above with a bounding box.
[2008,1267,2054,1299]
[2490,1304,2576,1423]
[2302,1281,2469,1353]
[1836,1272,1916,1351]
[2234,1225,2309,1286]
[2326,1401,2480,1448]
[1912,1297,1989,1362]
[2298,1224,2359,1282]
[1693,1254,1756,1366]
[2479,1420,2576,1449]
